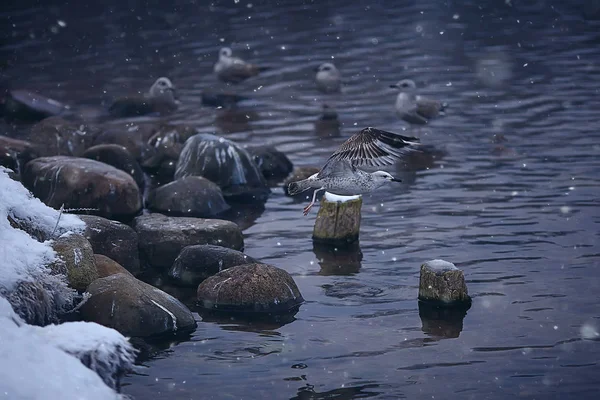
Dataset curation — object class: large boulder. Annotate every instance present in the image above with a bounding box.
[168,245,258,287]
[196,263,304,313]
[49,233,98,292]
[133,214,244,271]
[146,176,230,218]
[79,215,140,275]
[94,254,133,278]
[174,133,270,202]
[80,273,196,337]
[245,145,293,182]
[24,117,99,157]
[0,135,39,174]
[22,156,142,220]
[83,144,145,190]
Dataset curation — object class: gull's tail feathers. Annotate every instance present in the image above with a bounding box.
[287,179,313,196]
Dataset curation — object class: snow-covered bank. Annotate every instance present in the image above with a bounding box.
[0,166,85,323]
[0,167,136,397]
[0,298,135,399]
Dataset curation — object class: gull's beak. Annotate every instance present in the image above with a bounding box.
[389,84,399,89]
[314,66,321,72]
[391,177,402,183]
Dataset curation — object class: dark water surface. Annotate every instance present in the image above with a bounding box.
[2,0,600,399]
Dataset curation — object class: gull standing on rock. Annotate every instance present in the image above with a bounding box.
[213,47,269,84]
[315,62,342,93]
[287,127,420,215]
[108,77,179,118]
[390,79,446,125]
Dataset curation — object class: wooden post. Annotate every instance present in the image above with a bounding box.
[312,193,362,246]
[418,259,471,306]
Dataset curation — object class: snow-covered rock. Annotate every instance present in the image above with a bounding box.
[0,297,135,399]
[0,166,85,324]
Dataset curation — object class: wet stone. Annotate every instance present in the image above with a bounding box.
[0,135,40,176]
[147,176,230,218]
[49,233,99,292]
[418,259,471,306]
[92,122,157,163]
[133,214,244,272]
[25,117,99,157]
[174,133,270,202]
[80,273,197,338]
[196,263,304,314]
[22,156,142,220]
[94,254,134,279]
[79,215,140,275]
[245,144,294,182]
[168,244,258,287]
[83,144,145,191]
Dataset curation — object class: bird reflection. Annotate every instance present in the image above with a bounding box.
[314,104,341,138]
[313,242,362,276]
[418,301,471,339]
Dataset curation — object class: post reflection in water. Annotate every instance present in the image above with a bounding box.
[418,300,471,339]
[312,241,363,276]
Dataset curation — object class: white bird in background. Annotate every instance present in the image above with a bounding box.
[108,77,179,118]
[389,79,447,125]
[213,47,269,84]
[315,62,342,93]
[287,127,420,215]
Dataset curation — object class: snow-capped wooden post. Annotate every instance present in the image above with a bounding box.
[418,259,471,306]
[312,192,362,246]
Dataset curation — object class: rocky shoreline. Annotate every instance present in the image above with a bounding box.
[0,113,304,397]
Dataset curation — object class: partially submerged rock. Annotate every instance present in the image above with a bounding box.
[80,273,197,337]
[133,214,244,271]
[196,263,304,314]
[22,156,142,219]
[50,233,98,292]
[245,145,293,182]
[168,245,258,287]
[80,215,140,275]
[147,176,230,218]
[418,259,471,306]
[175,133,270,202]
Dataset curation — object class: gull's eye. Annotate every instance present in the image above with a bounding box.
[401,82,409,88]
[322,66,331,71]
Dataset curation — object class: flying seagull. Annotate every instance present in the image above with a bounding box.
[389,79,446,125]
[287,127,420,215]
[213,47,269,84]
